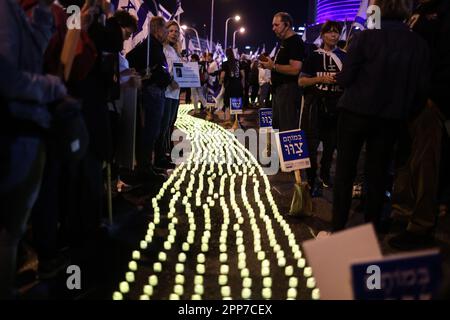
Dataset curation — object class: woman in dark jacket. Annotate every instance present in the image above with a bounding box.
[331,0,430,232]
[220,48,245,110]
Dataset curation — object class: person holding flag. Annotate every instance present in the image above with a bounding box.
[127,16,171,182]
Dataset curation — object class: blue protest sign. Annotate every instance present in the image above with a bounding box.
[351,249,441,300]
[259,108,272,129]
[275,129,311,172]
[207,94,215,108]
[230,97,243,115]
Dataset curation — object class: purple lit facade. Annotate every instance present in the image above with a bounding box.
[315,0,360,23]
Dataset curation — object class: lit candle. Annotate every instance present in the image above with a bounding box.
[221,286,231,297]
[112,291,123,300]
[153,262,162,273]
[126,271,135,283]
[119,281,129,294]
[262,277,272,288]
[144,285,153,296]
[287,288,297,299]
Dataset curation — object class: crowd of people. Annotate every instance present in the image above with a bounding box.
[0,0,449,299]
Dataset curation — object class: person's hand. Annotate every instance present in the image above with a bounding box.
[259,57,274,70]
[318,74,336,84]
[120,68,137,77]
[130,75,142,89]
[170,80,180,90]
[46,74,68,101]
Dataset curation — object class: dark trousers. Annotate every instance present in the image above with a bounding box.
[31,142,64,262]
[301,94,337,186]
[0,136,45,299]
[137,85,165,168]
[319,116,338,182]
[259,83,270,108]
[394,106,445,234]
[155,98,179,161]
[250,83,259,104]
[332,110,400,231]
[272,83,301,131]
[66,150,103,263]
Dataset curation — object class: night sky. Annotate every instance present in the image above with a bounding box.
[161,0,310,52]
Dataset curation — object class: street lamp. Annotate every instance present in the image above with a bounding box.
[182,25,202,52]
[224,15,241,50]
[232,27,245,49]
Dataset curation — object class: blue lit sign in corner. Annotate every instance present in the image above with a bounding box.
[316,0,360,23]
[351,250,441,300]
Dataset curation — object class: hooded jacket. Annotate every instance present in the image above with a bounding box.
[0,0,66,131]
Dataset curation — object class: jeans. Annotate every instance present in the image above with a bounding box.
[155,98,179,161]
[0,136,45,299]
[137,85,165,168]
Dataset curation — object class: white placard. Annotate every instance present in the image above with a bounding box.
[302,224,382,300]
[173,62,201,88]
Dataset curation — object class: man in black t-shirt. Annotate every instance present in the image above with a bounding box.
[260,12,305,131]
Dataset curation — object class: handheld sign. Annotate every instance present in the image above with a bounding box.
[173,62,201,88]
[351,249,441,300]
[206,94,215,108]
[259,108,272,132]
[230,97,243,115]
[302,224,383,300]
[275,129,311,172]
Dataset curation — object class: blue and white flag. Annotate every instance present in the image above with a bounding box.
[170,0,184,20]
[112,0,163,53]
[159,4,172,21]
[339,20,348,41]
[111,1,178,53]
[353,0,369,30]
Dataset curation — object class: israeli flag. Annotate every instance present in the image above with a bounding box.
[353,0,369,30]
[170,0,184,20]
[111,0,163,53]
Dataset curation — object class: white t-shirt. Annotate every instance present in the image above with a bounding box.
[164,44,182,100]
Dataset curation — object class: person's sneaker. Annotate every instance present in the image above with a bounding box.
[310,185,323,198]
[150,165,167,176]
[388,231,436,251]
[155,158,176,170]
[319,176,332,188]
[136,167,167,184]
[352,183,363,199]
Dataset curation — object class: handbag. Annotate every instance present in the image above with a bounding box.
[50,96,89,162]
